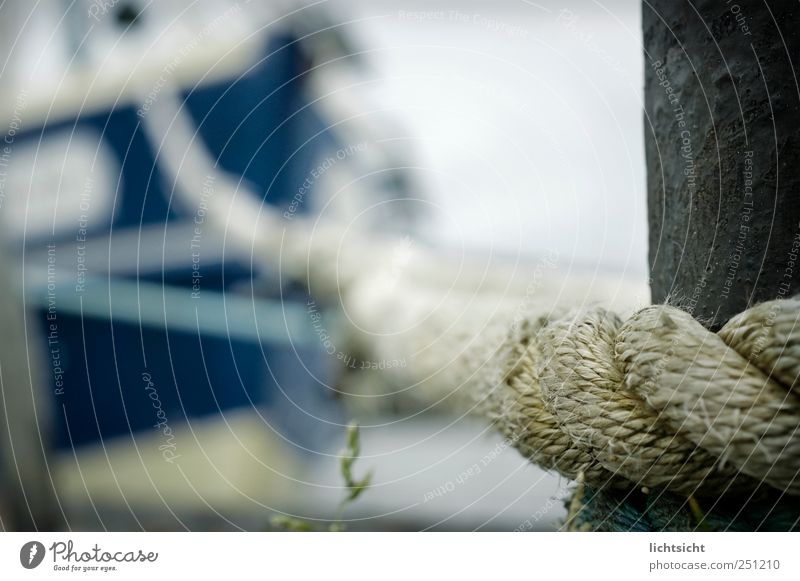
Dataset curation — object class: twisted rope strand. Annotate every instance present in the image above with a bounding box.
[486,300,800,497]
[537,309,750,495]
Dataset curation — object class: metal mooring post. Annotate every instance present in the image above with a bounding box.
[644,0,800,327]
[571,1,800,531]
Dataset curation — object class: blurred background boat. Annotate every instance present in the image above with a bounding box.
[0,0,647,531]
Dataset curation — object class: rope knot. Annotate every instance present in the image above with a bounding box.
[492,298,800,497]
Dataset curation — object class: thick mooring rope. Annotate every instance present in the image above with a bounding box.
[494,301,800,497]
[249,212,800,499]
[271,221,800,499]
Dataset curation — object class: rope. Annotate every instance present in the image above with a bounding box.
[332,263,800,500]
[497,302,800,497]
[267,219,800,499]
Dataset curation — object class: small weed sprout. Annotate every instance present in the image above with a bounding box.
[271,421,373,532]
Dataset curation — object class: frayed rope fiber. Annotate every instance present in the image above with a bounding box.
[483,296,800,499]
